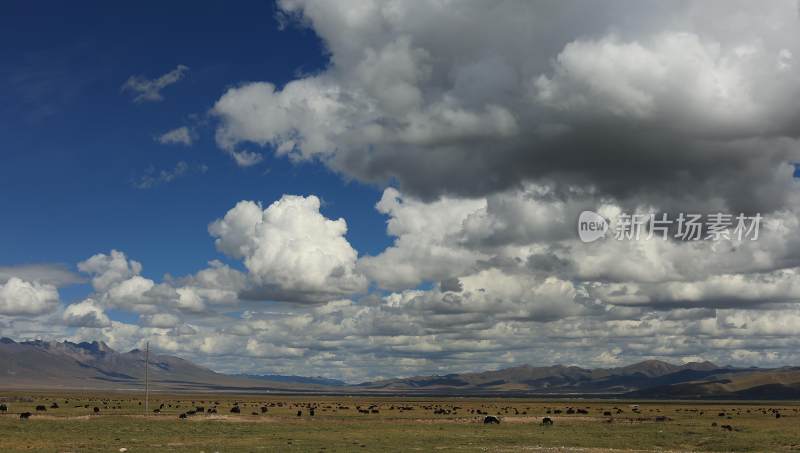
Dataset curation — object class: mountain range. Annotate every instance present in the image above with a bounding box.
[2,338,799,399]
[0,337,322,392]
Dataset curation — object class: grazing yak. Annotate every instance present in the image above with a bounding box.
[50,402,59,409]
[0,404,7,412]
[35,405,47,412]
[483,415,501,424]
[230,406,241,414]
[93,407,100,414]
[542,417,554,426]
[20,412,32,420]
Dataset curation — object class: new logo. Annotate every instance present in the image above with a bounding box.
[577,210,608,243]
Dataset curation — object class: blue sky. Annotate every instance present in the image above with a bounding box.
[1,0,391,306]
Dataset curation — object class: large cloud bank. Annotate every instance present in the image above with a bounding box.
[213,0,800,212]
[4,0,800,381]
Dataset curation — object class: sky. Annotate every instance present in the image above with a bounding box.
[2,0,800,382]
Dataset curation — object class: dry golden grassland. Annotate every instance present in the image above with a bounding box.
[1,392,799,452]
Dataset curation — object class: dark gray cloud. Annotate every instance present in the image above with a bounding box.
[213,0,800,212]
[439,278,462,293]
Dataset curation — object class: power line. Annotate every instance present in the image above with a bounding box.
[144,341,150,415]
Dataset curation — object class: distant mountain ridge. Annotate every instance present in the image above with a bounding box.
[356,359,731,393]
[0,337,323,392]
[2,337,799,398]
[356,359,800,398]
[237,374,347,387]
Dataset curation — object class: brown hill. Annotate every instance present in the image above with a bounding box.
[626,368,800,399]
[3,337,799,398]
[0,337,319,392]
[357,359,733,394]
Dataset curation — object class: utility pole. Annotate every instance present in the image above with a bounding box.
[144,341,150,415]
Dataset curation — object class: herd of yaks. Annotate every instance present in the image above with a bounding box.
[0,400,794,429]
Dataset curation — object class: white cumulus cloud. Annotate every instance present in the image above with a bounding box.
[0,277,60,316]
[63,299,111,328]
[210,195,367,303]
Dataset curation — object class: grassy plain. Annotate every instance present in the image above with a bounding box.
[1,392,799,452]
